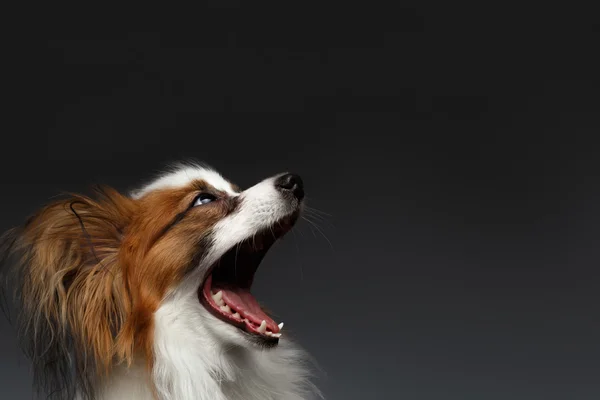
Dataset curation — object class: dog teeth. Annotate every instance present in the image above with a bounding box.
[258,320,267,333]
[239,318,279,337]
[278,322,284,330]
[219,304,231,313]
[212,291,224,306]
[232,312,241,319]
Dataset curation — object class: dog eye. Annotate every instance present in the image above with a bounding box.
[193,193,217,206]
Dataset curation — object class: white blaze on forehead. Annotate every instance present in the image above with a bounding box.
[131,164,238,199]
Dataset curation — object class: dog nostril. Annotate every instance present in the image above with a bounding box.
[277,174,302,190]
[275,173,304,200]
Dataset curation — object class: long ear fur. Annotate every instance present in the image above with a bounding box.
[0,186,136,399]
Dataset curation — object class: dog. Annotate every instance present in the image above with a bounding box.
[0,162,319,400]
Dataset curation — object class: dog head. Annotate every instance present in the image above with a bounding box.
[1,163,304,397]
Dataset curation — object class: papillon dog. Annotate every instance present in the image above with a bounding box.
[1,163,319,400]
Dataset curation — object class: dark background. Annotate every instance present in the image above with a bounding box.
[2,3,600,399]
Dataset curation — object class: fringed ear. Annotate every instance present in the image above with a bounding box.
[0,186,137,399]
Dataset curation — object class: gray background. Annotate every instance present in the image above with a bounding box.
[2,4,600,399]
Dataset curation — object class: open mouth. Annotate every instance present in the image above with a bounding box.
[198,214,298,342]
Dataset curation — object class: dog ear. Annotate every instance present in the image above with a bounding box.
[0,185,137,398]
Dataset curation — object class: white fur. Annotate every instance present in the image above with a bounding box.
[95,165,318,400]
[131,163,238,199]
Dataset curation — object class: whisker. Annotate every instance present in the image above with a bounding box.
[303,204,333,217]
[294,224,306,239]
[302,203,335,230]
[302,218,318,239]
[302,212,336,230]
[302,209,328,222]
[234,242,242,281]
[290,229,304,281]
[301,216,334,251]
[251,232,257,251]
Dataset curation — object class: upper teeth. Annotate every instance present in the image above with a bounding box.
[278,322,284,330]
[219,304,231,313]
[212,291,224,306]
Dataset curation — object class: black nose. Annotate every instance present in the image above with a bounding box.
[275,173,304,200]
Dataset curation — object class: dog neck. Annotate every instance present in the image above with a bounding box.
[91,291,316,400]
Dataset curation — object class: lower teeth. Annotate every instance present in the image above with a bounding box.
[211,291,284,338]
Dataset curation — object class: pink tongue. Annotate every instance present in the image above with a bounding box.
[217,287,279,332]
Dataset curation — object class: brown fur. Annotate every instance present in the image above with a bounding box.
[3,179,236,397]
[115,183,234,371]
[12,186,136,379]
